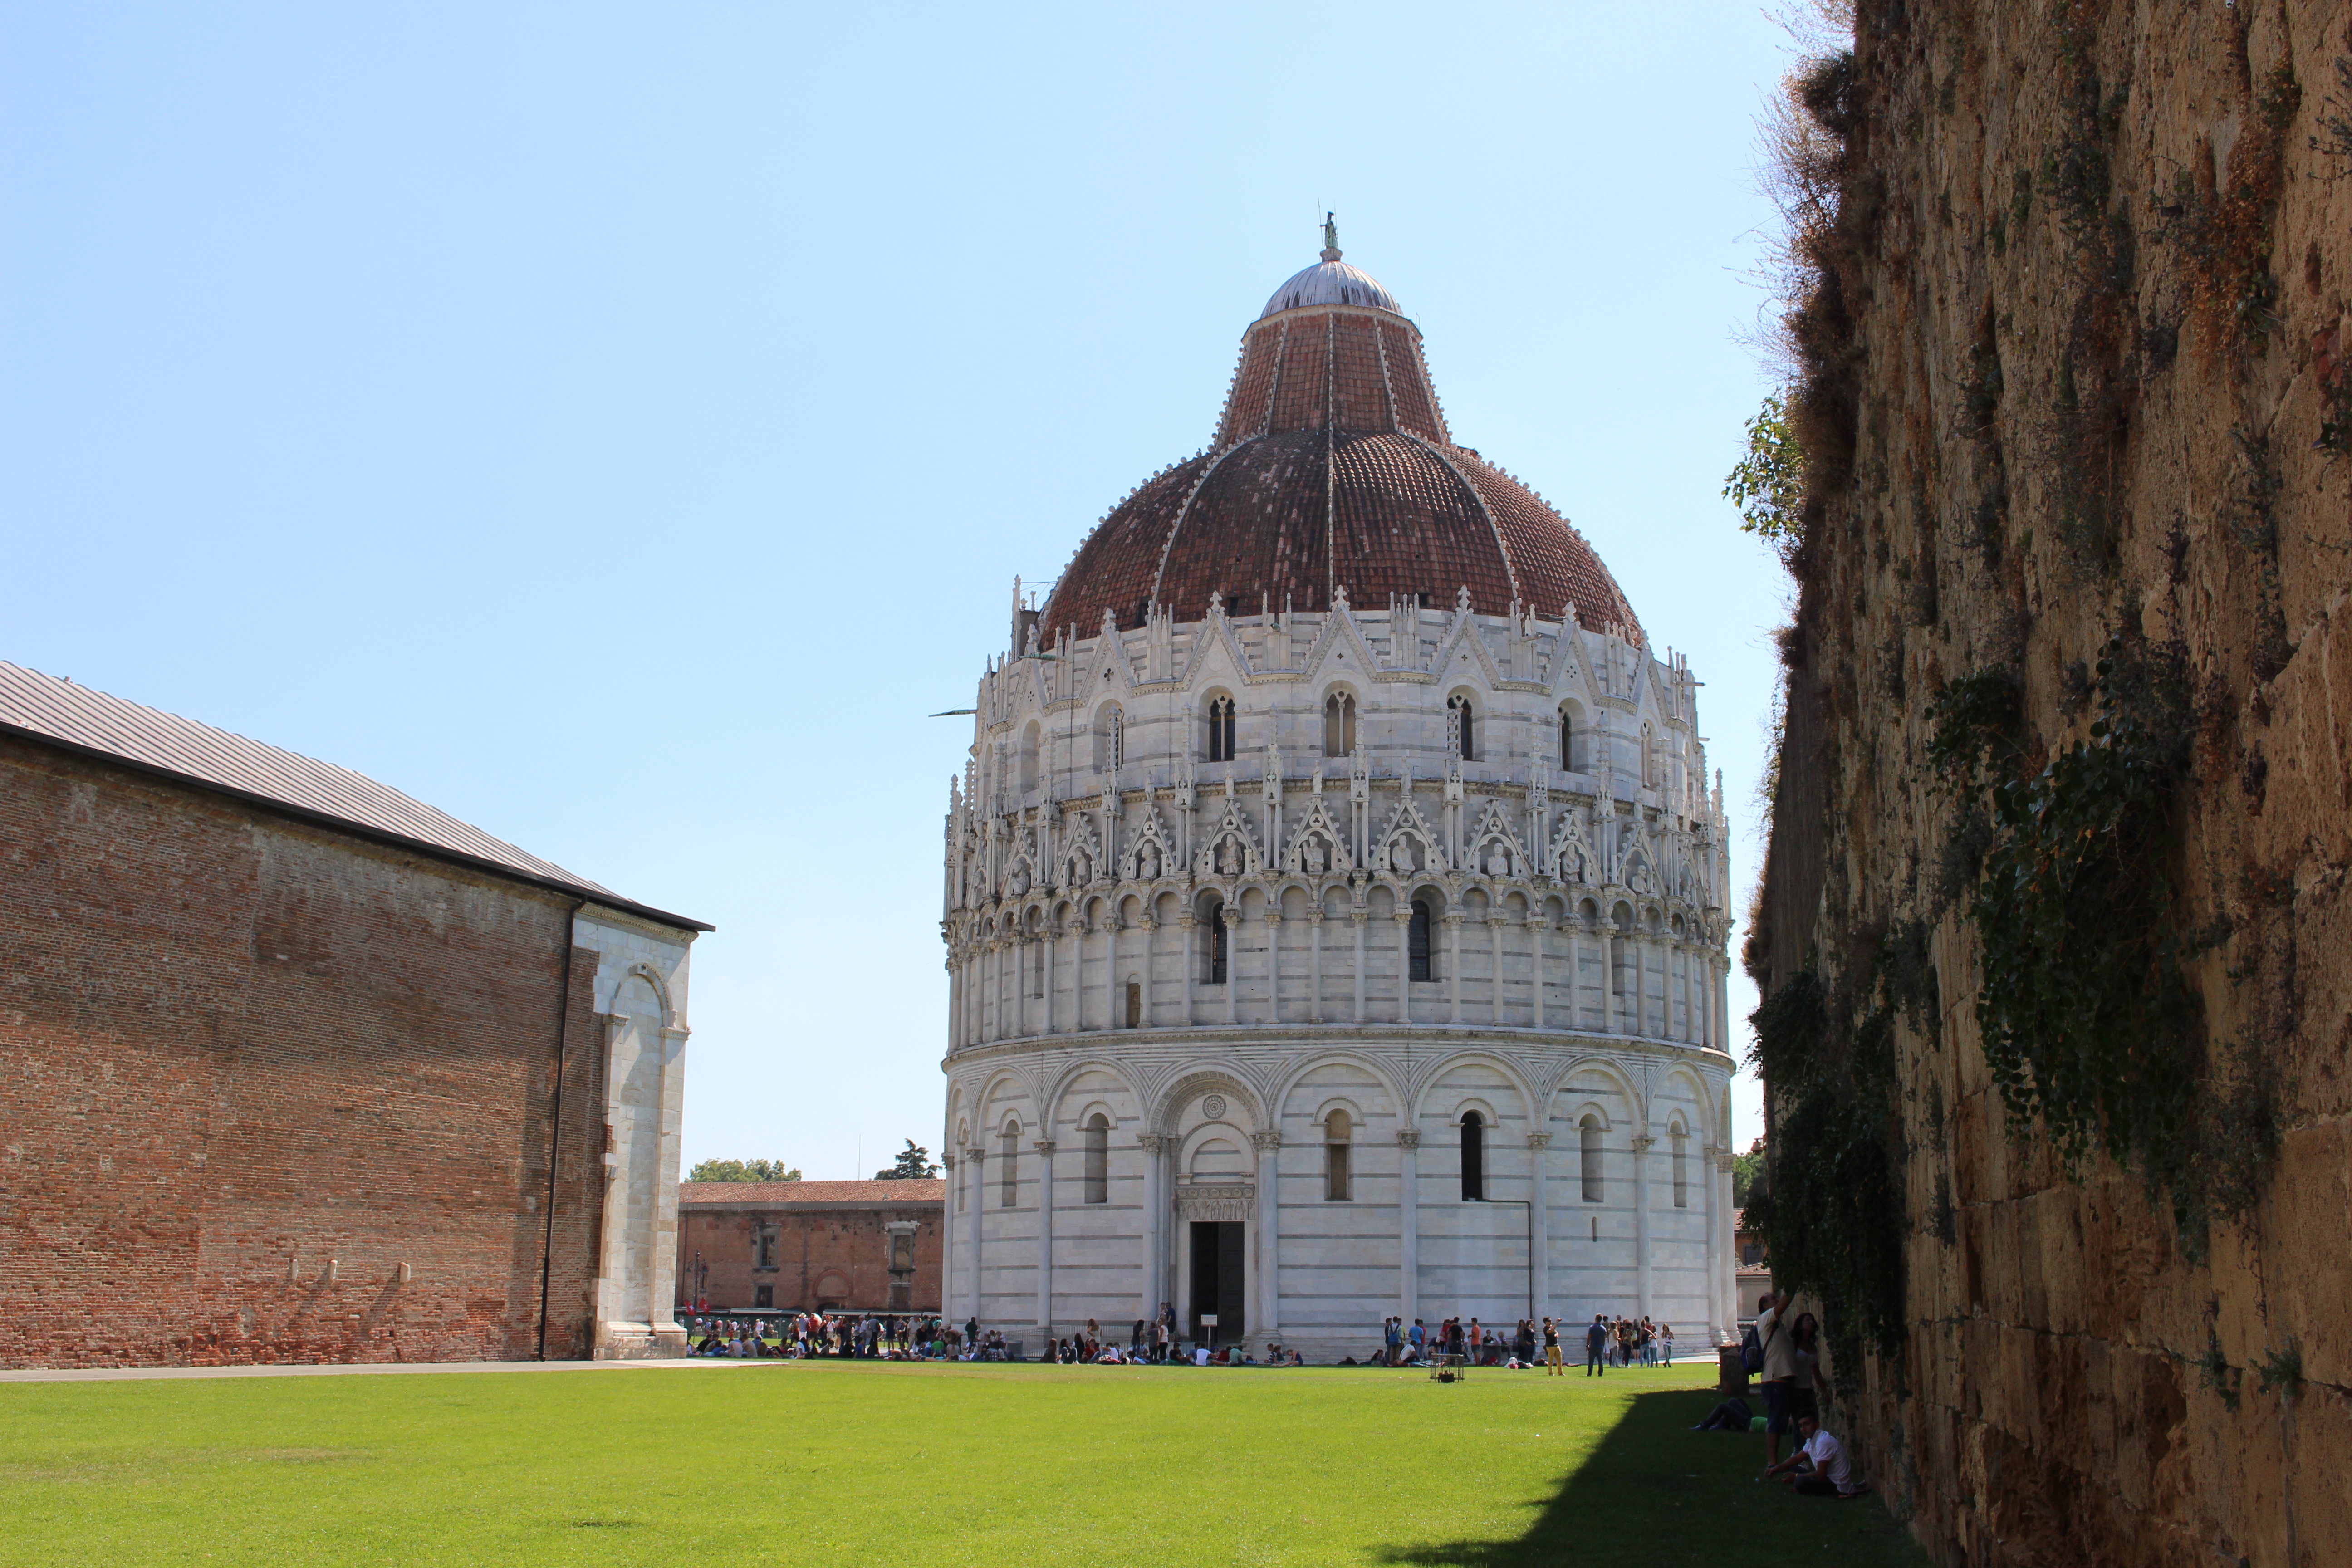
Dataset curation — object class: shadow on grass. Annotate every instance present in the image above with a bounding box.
[1374,1387,1930,1568]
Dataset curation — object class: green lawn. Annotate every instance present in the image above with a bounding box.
[0,1361,1927,1566]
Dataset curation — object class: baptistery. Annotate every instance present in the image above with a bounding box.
[939,226,1738,1361]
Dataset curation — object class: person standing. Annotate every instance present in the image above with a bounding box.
[1660,1323,1674,1366]
[1409,1318,1426,1362]
[1756,1291,1798,1474]
[1542,1317,1563,1375]
[1584,1314,1608,1376]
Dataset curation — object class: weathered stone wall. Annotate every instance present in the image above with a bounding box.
[0,735,614,1367]
[1748,2,2352,1563]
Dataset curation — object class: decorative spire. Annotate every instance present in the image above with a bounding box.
[1321,212,1341,262]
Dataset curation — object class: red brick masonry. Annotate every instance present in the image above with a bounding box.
[677,1181,942,1315]
[0,735,617,1368]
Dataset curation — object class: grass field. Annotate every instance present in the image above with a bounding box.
[0,1360,1928,1566]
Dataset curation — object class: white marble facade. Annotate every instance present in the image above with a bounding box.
[578,905,696,1359]
[939,590,1739,1361]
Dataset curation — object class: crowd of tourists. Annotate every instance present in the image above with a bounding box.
[1362,1313,1676,1370]
[684,1313,955,1360]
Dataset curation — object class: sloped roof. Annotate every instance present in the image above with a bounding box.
[0,661,708,932]
[679,1179,945,1207]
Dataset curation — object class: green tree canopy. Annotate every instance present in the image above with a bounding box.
[1732,1139,1766,1208]
[1723,393,1804,543]
[687,1158,801,1183]
[874,1140,941,1181]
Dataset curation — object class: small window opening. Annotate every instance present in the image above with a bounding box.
[1208,903,1229,985]
[1000,1122,1021,1207]
[1408,899,1435,982]
[1324,1109,1352,1201]
[1124,980,1142,1029]
[1447,694,1476,761]
[1323,692,1357,757]
[1580,1115,1603,1203]
[1207,696,1237,763]
[1083,1113,1109,1205]
[1460,1110,1485,1201]
[1671,1126,1689,1209]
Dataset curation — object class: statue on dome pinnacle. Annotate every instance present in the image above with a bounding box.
[1321,212,1341,262]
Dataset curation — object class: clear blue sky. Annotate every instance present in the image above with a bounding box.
[5,1,1796,1176]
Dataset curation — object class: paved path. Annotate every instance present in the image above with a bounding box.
[0,1357,776,1385]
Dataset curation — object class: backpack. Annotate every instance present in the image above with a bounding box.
[1740,1324,1763,1374]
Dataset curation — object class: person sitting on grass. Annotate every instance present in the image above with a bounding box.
[1690,1395,1753,1431]
[1764,1412,1868,1497]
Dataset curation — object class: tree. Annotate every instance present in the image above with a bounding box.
[687,1158,801,1183]
[874,1140,940,1181]
[1731,1139,1767,1208]
[1722,393,1805,544]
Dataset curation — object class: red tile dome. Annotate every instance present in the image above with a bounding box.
[1041,238,1642,647]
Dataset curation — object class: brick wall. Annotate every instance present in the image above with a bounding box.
[0,735,609,1367]
[678,1196,942,1315]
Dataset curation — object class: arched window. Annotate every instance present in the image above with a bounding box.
[1207,696,1237,763]
[1580,1115,1603,1203]
[1408,898,1434,982]
[1323,691,1357,758]
[1207,901,1229,984]
[1447,694,1476,761]
[1093,704,1123,772]
[1558,707,1576,771]
[1460,1110,1485,1201]
[1017,722,1041,794]
[1323,1108,1352,1201]
[1083,1113,1109,1205]
[1000,1121,1021,1207]
[1671,1122,1689,1209]
[1123,978,1142,1029]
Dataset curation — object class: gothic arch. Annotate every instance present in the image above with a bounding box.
[1268,1050,1406,1127]
[1044,1057,1146,1124]
[1151,1067,1264,1135]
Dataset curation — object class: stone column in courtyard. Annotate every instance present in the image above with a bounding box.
[1034,1138,1057,1342]
[1252,1129,1281,1349]
[966,1148,985,1324]
[1632,1133,1654,1319]
[941,1151,959,1321]
[1701,1143,1722,1342]
[1396,1128,1421,1328]
[1137,1133,1168,1322]
[1528,1132,1553,1320]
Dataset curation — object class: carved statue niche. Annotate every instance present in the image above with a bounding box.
[1124,807,1175,884]
[1191,795,1265,880]
[1373,797,1448,879]
[1464,800,1530,882]
[1280,797,1354,877]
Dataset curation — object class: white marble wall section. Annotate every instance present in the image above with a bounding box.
[578,905,697,1360]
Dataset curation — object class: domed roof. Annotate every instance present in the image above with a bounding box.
[1261,260,1401,319]
[1040,229,1642,647]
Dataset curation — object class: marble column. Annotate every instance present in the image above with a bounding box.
[1396,1128,1421,1328]
[1529,915,1545,1029]
[1137,915,1155,1028]
[1307,908,1325,1024]
[1179,914,1197,1026]
[1137,1133,1168,1323]
[1393,910,1413,1024]
[1632,1133,1655,1319]
[1352,910,1368,1023]
[1223,905,1240,1025]
[1264,909,1282,1026]
[1528,1132,1553,1322]
[1487,914,1506,1024]
[1717,1152,1739,1341]
[966,1148,985,1324]
[1252,1129,1281,1348]
[941,1151,959,1322]
[1702,1143,1723,1343]
[1034,1138,1057,1339]
[1445,914,1465,1024]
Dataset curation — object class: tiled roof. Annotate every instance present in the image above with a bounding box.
[0,661,709,932]
[679,1179,945,1206]
[1041,270,1642,646]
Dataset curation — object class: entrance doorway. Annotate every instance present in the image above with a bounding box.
[1188,1221,1245,1344]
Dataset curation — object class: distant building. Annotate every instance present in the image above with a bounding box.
[0,662,709,1367]
[677,1181,943,1315]
[1732,1208,1771,1324]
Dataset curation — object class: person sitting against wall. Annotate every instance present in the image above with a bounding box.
[1764,1412,1868,1497]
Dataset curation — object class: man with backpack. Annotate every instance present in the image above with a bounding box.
[1752,1290,1798,1474]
